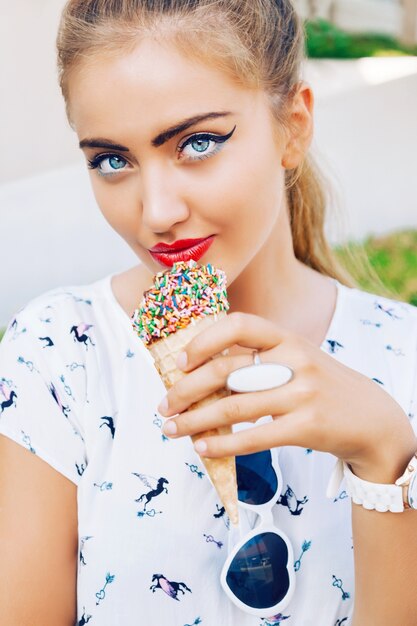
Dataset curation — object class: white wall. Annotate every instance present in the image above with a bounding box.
[0,0,78,184]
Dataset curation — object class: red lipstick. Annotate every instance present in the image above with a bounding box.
[149,236,215,267]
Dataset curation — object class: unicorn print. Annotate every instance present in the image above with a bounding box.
[133,473,169,510]
[0,386,17,414]
[100,415,116,438]
[184,619,202,626]
[335,619,348,626]
[277,486,308,515]
[70,324,96,349]
[48,382,70,417]
[78,608,93,625]
[150,574,192,600]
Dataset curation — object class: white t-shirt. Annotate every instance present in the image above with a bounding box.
[1,275,416,626]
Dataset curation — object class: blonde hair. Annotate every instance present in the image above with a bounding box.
[56,0,354,285]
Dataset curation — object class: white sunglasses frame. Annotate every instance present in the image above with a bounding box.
[220,446,296,617]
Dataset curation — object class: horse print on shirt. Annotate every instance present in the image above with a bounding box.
[70,324,96,349]
[277,485,308,515]
[100,415,116,438]
[0,380,17,414]
[78,607,92,625]
[132,472,169,516]
[150,573,192,600]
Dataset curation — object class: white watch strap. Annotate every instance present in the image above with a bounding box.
[327,458,404,513]
[343,463,404,512]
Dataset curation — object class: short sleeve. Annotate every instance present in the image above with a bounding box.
[410,320,417,424]
[0,306,88,485]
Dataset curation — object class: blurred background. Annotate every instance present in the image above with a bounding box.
[1,0,417,330]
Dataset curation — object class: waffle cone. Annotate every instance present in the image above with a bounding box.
[148,312,238,526]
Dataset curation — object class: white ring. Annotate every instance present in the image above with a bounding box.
[226,356,294,393]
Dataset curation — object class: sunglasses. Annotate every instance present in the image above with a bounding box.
[220,446,296,616]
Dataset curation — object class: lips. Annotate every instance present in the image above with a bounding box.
[149,236,215,267]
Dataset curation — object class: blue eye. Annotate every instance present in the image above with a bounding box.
[178,126,236,162]
[87,154,128,177]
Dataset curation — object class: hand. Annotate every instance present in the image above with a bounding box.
[158,312,417,483]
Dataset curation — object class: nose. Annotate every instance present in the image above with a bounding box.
[140,164,189,234]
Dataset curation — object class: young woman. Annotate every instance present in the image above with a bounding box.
[1,1,416,624]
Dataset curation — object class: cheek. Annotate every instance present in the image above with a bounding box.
[202,145,285,231]
[90,175,140,238]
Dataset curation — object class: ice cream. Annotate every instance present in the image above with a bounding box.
[132,260,239,526]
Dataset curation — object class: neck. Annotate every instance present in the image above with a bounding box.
[227,207,336,347]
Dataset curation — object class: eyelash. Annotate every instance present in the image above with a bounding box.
[87,126,237,177]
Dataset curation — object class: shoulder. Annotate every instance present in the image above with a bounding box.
[335,283,417,410]
[0,275,119,383]
[5,276,113,338]
[338,282,417,334]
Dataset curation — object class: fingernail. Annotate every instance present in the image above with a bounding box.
[176,351,188,370]
[158,397,169,415]
[163,420,177,436]
[194,439,207,454]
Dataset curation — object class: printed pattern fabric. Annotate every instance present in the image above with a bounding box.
[0,275,417,626]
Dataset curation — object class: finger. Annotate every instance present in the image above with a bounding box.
[177,312,288,372]
[193,414,305,458]
[159,352,253,417]
[162,386,296,438]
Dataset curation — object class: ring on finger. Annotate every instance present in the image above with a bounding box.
[226,349,294,393]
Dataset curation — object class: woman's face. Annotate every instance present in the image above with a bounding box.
[68,38,297,284]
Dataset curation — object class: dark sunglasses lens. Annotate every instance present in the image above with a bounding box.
[226,532,290,609]
[236,451,278,505]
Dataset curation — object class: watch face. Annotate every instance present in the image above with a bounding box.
[408,472,417,509]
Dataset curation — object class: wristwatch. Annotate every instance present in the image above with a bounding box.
[327,454,417,513]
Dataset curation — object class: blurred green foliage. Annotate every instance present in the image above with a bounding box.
[305,19,417,58]
[335,230,417,306]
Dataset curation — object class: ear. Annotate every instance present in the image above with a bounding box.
[281,82,314,170]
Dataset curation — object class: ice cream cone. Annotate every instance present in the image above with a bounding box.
[148,312,238,526]
[132,260,238,526]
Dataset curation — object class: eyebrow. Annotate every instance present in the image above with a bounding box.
[79,111,233,151]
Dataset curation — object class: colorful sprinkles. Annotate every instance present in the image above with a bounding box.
[132,260,229,346]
